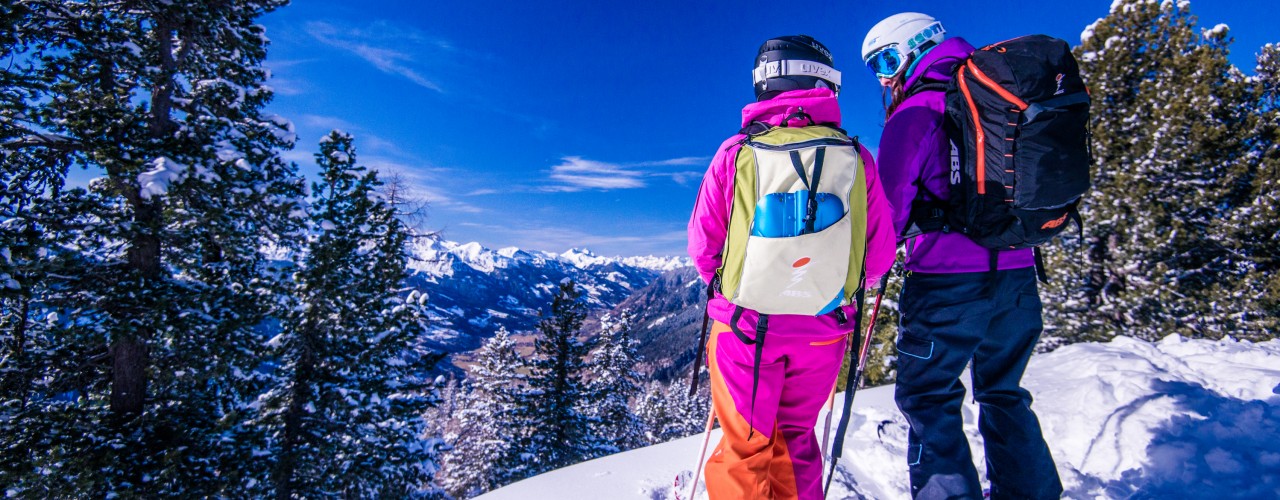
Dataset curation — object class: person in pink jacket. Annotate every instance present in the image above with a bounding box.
[687,34,895,500]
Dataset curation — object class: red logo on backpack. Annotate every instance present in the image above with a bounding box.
[1041,212,1069,230]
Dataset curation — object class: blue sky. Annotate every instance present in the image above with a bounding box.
[258,0,1279,257]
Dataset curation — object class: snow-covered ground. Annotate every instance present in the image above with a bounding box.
[477,335,1280,499]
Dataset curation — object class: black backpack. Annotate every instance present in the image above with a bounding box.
[908,35,1091,251]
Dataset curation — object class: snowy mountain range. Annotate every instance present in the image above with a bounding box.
[475,335,1280,499]
[402,236,690,371]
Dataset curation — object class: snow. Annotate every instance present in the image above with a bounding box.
[559,248,609,269]
[476,335,1280,499]
[1205,23,1230,39]
[1081,19,1101,44]
[137,157,188,200]
[406,236,690,277]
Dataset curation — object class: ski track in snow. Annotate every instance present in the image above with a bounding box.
[476,335,1280,500]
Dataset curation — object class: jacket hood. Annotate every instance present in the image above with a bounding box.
[904,37,975,89]
[741,88,841,129]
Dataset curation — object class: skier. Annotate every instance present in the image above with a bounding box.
[687,34,895,499]
[860,13,1064,499]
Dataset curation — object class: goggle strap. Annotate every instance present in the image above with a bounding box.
[753,60,842,86]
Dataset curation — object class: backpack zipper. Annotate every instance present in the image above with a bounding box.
[744,137,854,151]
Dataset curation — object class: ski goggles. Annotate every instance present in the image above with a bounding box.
[753,59,842,91]
[865,21,946,78]
[864,45,907,79]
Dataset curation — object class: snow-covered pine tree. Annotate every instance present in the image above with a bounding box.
[1215,43,1280,338]
[441,327,527,497]
[1045,0,1262,342]
[0,1,305,495]
[635,381,673,445]
[425,376,462,447]
[515,280,600,476]
[636,378,711,445]
[582,311,645,456]
[666,377,712,441]
[262,131,443,499]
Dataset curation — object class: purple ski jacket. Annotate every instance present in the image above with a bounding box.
[688,88,896,337]
[877,37,1034,273]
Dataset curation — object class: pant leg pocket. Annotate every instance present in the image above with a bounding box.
[1016,292,1043,311]
[897,332,935,360]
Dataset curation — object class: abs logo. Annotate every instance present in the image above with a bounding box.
[1041,211,1069,230]
[782,257,813,298]
[949,139,961,185]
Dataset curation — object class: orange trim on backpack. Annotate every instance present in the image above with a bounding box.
[958,66,986,195]
[966,60,1029,110]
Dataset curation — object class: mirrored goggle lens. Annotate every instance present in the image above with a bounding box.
[866,47,904,77]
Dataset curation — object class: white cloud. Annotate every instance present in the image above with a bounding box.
[299,114,358,132]
[304,21,443,92]
[634,156,707,167]
[545,156,710,192]
[548,156,646,191]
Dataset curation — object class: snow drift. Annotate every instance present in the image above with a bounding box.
[476,334,1280,499]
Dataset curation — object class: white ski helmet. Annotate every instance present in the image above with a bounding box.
[862,12,947,79]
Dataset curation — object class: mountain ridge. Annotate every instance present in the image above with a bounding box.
[403,235,692,374]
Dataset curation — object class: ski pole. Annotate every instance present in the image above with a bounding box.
[823,278,888,497]
[854,281,889,389]
[688,405,717,500]
[819,374,838,460]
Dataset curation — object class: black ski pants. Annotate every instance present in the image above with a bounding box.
[894,267,1063,500]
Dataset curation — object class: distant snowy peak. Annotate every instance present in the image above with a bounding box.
[407,237,689,276]
[614,255,691,272]
[558,247,609,269]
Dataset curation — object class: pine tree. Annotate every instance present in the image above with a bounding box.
[441,327,526,497]
[262,131,444,498]
[1045,0,1266,342]
[582,311,646,456]
[1215,43,1280,338]
[1,1,304,495]
[636,378,711,445]
[515,280,599,475]
[666,378,712,441]
[635,381,673,445]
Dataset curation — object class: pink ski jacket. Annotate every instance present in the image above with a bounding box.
[688,88,896,337]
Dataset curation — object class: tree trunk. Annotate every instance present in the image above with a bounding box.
[112,199,161,420]
[107,10,179,422]
[277,335,315,500]
[2,291,32,409]
[109,338,148,419]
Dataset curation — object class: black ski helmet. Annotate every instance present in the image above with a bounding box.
[753,35,842,101]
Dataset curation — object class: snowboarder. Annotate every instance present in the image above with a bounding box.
[687,34,895,499]
[860,12,1065,499]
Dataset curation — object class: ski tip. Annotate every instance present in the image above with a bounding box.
[671,469,692,500]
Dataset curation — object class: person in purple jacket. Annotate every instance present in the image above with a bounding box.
[861,13,1064,500]
[688,35,895,499]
